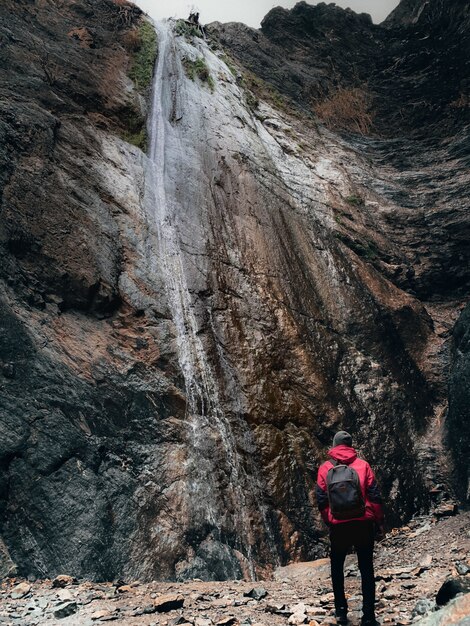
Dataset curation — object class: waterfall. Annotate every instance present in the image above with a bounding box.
[147,19,280,579]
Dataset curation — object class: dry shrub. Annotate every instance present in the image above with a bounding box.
[313,87,374,135]
[450,93,469,109]
[122,27,141,52]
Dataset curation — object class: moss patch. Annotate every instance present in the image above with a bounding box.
[175,19,202,39]
[345,194,364,206]
[182,56,215,92]
[128,19,157,92]
[121,127,147,151]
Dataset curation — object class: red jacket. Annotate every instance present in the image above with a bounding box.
[316,445,384,526]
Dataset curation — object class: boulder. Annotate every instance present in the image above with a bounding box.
[153,594,185,612]
[413,593,470,625]
[436,577,470,606]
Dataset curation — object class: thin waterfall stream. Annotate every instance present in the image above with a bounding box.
[147,19,280,579]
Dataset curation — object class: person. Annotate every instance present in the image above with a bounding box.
[316,431,384,626]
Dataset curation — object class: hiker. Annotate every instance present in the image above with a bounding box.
[188,11,200,25]
[316,431,384,626]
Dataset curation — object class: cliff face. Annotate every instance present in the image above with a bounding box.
[0,0,468,582]
[0,0,188,580]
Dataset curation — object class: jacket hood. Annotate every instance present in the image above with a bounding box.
[328,444,357,464]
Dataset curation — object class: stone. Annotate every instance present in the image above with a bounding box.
[288,614,307,625]
[195,618,213,626]
[91,610,114,621]
[143,605,157,614]
[412,593,470,625]
[266,602,290,615]
[116,585,132,593]
[412,599,434,617]
[376,567,416,581]
[435,577,470,606]
[419,555,433,568]
[153,594,185,612]
[307,608,327,616]
[319,594,334,604]
[288,603,308,625]
[455,561,470,576]
[433,503,458,518]
[53,601,78,619]
[216,618,238,626]
[243,588,268,601]
[56,589,74,601]
[10,582,31,599]
[52,575,75,588]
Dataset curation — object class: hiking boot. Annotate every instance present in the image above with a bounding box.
[335,607,348,625]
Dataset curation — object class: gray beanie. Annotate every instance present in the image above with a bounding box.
[333,431,353,447]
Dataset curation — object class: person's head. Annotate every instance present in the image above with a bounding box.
[333,430,352,448]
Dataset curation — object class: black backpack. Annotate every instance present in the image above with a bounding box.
[326,461,365,520]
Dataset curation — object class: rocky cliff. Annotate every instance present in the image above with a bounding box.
[0,0,468,582]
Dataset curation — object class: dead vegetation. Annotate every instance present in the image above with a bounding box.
[313,86,375,135]
[38,50,60,86]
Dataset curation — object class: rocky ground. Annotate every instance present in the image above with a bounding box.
[1,511,468,626]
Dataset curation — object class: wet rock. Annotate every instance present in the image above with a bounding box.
[10,582,31,599]
[53,601,78,619]
[153,594,185,612]
[435,577,470,606]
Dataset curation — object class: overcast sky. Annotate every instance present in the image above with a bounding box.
[134,0,401,27]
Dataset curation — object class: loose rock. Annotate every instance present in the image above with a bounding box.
[244,588,268,601]
[10,582,31,599]
[52,575,75,588]
[53,601,78,619]
[154,594,185,612]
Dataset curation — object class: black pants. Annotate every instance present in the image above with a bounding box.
[330,521,375,619]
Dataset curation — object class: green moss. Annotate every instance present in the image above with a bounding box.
[175,19,202,39]
[129,20,158,92]
[121,127,147,151]
[345,194,364,206]
[245,90,259,110]
[182,56,215,92]
[118,106,148,152]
